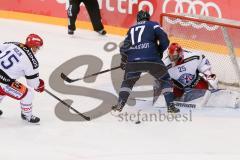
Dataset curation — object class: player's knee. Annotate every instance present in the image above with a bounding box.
[162,87,173,95]
[122,77,139,88]
[20,89,34,104]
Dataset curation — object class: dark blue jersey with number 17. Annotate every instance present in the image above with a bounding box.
[120,21,169,62]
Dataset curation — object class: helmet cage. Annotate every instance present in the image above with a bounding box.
[137,10,150,22]
[168,43,183,62]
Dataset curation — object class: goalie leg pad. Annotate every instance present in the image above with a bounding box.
[207,89,240,108]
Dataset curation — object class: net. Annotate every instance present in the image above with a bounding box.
[160,13,240,89]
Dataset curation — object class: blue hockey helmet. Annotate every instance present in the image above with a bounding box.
[137,10,150,22]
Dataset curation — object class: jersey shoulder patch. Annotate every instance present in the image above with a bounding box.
[183,55,200,63]
[13,43,39,69]
[182,50,200,64]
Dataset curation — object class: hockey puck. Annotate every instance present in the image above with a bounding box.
[0,110,2,116]
[135,120,141,124]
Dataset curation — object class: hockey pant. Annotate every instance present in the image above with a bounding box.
[0,81,34,118]
[67,0,104,31]
[118,61,175,107]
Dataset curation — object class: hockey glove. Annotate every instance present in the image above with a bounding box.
[35,79,45,93]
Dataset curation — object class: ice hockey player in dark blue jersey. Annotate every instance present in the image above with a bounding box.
[112,10,180,113]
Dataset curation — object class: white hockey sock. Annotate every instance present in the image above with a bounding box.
[20,89,34,120]
[20,103,33,120]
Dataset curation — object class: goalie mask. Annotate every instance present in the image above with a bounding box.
[168,43,183,62]
[25,34,43,53]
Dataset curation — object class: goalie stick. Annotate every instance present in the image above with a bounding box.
[61,66,121,83]
[44,89,90,121]
[131,98,197,108]
[132,88,212,109]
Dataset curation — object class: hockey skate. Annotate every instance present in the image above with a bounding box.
[68,29,74,35]
[167,104,180,113]
[21,113,40,123]
[96,29,107,35]
[112,101,125,112]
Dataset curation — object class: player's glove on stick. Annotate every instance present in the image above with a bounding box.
[35,79,45,93]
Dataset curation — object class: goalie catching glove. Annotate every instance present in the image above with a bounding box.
[34,79,45,93]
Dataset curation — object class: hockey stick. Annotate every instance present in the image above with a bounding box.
[61,66,121,83]
[130,98,197,108]
[132,87,213,109]
[44,89,90,121]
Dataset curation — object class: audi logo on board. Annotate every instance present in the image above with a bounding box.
[162,0,222,18]
[162,0,222,31]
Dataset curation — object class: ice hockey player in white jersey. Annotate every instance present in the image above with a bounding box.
[165,42,218,98]
[154,42,218,102]
[0,34,45,123]
[155,42,240,108]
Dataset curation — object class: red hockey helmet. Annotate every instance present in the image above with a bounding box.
[168,43,183,62]
[25,34,43,48]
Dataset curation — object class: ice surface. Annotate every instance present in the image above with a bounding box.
[1,18,240,160]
